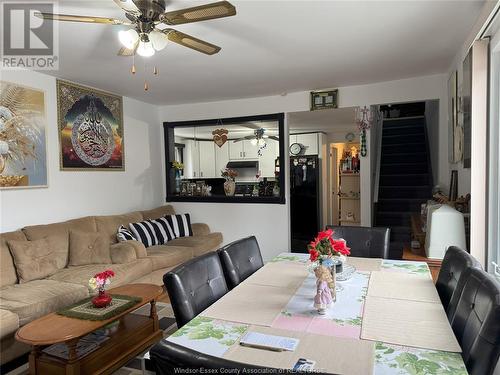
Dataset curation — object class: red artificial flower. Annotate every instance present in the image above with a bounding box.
[95,269,115,280]
[317,228,334,241]
[309,248,320,262]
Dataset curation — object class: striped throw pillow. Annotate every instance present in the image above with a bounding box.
[129,218,175,248]
[165,214,193,238]
[117,225,136,242]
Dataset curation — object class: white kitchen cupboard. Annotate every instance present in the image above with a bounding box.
[184,140,200,178]
[229,140,259,160]
[259,140,279,177]
[215,142,230,176]
[198,141,216,178]
[289,133,319,155]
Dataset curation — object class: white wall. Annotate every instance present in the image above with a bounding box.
[0,70,163,232]
[160,74,448,260]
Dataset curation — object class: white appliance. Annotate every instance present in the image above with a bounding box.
[425,205,466,259]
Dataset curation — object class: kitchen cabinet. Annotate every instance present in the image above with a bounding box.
[215,142,229,176]
[259,140,279,177]
[229,140,259,160]
[289,133,319,155]
[198,141,216,178]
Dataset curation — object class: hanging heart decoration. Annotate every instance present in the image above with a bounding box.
[212,128,229,148]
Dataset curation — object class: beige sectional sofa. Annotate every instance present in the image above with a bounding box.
[0,205,222,365]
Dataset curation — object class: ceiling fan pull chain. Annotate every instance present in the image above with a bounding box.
[131,53,136,75]
[144,81,149,91]
[153,66,158,75]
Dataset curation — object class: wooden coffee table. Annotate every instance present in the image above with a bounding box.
[16,283,164,375]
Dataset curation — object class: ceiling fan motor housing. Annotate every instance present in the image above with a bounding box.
[133,0,166,20]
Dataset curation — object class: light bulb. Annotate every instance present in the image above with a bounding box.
[258,139,265,146]
[118,29,139,49]
[149,30,168,51]
[250,138,257,146]
[137,40,155,57]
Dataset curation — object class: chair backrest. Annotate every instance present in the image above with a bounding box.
[150,340,333,374]
[218,236,264,289]
[448,267,500,375]
[436,246,482,314]
[163,252,228,327]
[325,225,390,259]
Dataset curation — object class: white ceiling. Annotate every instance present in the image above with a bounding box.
[43,0,485,105]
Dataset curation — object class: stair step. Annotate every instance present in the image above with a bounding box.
[383,125,424,136]
[376,212,412,226]
[381,152,427,164]
[377,198,426,212]
[379,174,430,186]
[382,133,426,145]
[380,162,428,174]
[383,117,425,128]
[379,186,431,199]
[382,143,426,154]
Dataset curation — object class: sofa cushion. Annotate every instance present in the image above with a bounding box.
[165,214,193,238]
[8,237,62,283]
[141,205,175,220]
[110,242,137,264]
[95,212,143,245]
[0,309,19,339]
[1,231,25,287]
[0,280,89,325]
[22,216,96,269]
[48,259,153,288]
[146,245,193,270]
[69,231,112,266]
[166,233,223,257]
[191,223,211,237]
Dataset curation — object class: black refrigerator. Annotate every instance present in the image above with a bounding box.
[290,155,320,253]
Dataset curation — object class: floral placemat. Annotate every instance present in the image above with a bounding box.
[374,342,467,375]
[273,271,369,338]
[381,259,430,276]
[166,316,248,357]
[57,294,142,321]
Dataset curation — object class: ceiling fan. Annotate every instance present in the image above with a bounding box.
[35,0,236,57]
[233,127,279,146]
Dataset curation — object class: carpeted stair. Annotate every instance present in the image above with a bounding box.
[376,117,432,259]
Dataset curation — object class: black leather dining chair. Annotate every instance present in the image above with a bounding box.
[448,267,500,375]
[325,225,390,259]
[218,236,264,289]
[163,252,228,328]
[150,340,335,374]
[435,246,482,315]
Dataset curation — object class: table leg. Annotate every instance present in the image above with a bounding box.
[150,300,159,331]
[65,339,81,375]
[28,346,40,375]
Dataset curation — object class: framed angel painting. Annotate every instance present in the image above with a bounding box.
[57,79,124,171]
[0,81,48,189]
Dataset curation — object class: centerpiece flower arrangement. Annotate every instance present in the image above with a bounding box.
[308,228,350,271]
[89,270,115,308]
[221,168,238,196]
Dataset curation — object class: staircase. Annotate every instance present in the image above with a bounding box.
[375,116,432,259]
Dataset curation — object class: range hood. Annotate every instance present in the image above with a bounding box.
[226,161,258,169]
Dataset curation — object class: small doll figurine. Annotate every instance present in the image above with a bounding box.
[313,265,334,315]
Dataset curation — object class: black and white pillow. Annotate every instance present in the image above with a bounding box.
[129,218,175,248]
[165,214,193,238]
[117,225,136,242]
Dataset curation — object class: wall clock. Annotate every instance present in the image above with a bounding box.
[289,143,304,156]
[345,132,355,142]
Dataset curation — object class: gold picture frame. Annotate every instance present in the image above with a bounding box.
[57,79,124,171]
[310,89,338,111]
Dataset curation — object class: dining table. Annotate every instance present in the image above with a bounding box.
[163,253,468,375]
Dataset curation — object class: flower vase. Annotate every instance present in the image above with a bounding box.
[224,180,236,196]
[92,289,112,308]
[175,170,181,193]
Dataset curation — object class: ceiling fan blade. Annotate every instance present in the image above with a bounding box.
[112,0,141,16]
[34,12,129,25]
[160,1,236,25]
[269,136,280,141]
[117,41,138,56]
[163,29,221,55]
[239,122,261,130]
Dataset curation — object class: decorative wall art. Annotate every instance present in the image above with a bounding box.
[0,81,47,189]
[212,128,228,147]
[57,80,124,171]
[448,71,462,163]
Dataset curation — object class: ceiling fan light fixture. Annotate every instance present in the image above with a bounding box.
[149,30,168,51]
[137,40,155,57]
[118,28,139,49]
[250,138,258,146]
